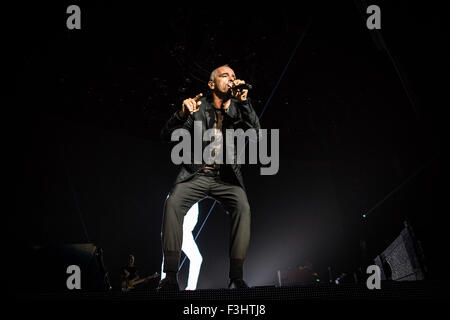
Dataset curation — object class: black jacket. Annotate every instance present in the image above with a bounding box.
[161,94,261,189]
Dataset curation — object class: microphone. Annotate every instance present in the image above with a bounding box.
[231,83,253,90]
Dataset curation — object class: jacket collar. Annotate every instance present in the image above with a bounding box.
[204,94,239,122]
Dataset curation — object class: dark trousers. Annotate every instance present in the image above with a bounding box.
[162,173,251,279]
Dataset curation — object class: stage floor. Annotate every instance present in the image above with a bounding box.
[16,280,449,301]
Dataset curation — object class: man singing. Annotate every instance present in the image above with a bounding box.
[158,65,260,291]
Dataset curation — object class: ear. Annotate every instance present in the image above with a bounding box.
[208,80,215,90]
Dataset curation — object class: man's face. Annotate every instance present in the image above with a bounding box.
[210,66,236,94]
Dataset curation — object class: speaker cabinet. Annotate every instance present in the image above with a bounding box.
[374,222,425,281]
[28,243,110,292]
[277,267,319,286]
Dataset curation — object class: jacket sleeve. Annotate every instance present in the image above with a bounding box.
[235,98,261,138]
[160,110,194,143]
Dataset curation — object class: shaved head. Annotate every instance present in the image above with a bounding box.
[210,64,230,81]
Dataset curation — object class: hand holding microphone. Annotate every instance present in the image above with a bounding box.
[229,80,251,101]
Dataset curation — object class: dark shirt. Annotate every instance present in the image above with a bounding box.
[121,266,139,280]
[202,107,225,174]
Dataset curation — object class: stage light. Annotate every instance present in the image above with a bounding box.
[181,202,203,290]
[161,202,203,290]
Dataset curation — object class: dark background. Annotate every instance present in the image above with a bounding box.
[12,1,448,291]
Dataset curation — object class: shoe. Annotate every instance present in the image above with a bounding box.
[157,277,180,291]
[228,278,249,289]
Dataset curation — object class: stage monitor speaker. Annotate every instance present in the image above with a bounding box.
[277,267,319,286]
[29,243,111,292]
[374,221,425,281]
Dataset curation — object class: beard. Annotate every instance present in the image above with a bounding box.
[214,85,232,100]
